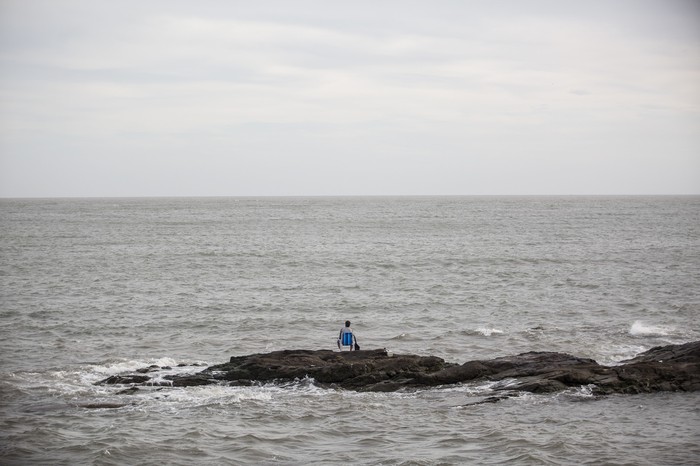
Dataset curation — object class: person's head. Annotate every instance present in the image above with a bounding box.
[345,320,351,327]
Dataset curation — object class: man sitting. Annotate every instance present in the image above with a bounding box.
[337,320,359,351]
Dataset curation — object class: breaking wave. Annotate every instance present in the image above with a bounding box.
[629,321,674,337]
[475,327,505,337]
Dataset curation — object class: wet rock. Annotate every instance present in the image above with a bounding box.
[164,373,217,387]
[459,394,516,406]
[96,374,151,385]
[99,342,700,396]
[116,386,140,395]
[78,402,128,409]
[208,349,448,391]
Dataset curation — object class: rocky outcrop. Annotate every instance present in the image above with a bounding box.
[420,342,700,394]
[96,341,700,396]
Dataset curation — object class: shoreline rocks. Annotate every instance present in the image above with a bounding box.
[96,341,700,396]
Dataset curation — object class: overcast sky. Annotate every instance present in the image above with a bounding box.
[1,0,698,197]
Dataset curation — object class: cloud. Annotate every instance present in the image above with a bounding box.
[1,0,699,196]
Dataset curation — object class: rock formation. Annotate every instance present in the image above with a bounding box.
[96,341,700,396]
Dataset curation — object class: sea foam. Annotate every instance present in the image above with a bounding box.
[629,320,673,337]
[475,327,504,337]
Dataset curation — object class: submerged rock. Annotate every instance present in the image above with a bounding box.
[78,402,130,409]
[98,374,151,385]
[95,341,700,396]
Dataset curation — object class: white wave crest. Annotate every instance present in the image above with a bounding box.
[475,327,504,337]
[75,358,209,387]
[629,321,674,337]
[157,385,275,405]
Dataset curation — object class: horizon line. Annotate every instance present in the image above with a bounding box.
[2,193,699,201]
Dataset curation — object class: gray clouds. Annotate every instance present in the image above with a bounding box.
[1,0,699,196]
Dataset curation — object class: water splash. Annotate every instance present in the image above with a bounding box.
[475,327,505,337]
[629,321,674,337]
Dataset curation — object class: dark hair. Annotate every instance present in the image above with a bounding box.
[345,321,351,327]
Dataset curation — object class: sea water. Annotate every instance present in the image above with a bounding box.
[1,196,699,465]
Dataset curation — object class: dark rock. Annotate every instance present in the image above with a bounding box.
[460,394,516,406]
[210,349,449,391]
[164,373,217,387]
[116,387,140,395]
[78,402,128,409]
[99,342,700,396]
[621,341,700,364]
[95,374,151,385]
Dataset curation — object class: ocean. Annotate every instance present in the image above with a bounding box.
[1,196,699,465]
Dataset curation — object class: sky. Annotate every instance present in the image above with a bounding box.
[0,0,698,197]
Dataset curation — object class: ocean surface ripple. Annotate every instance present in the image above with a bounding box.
[1,196,699,465]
